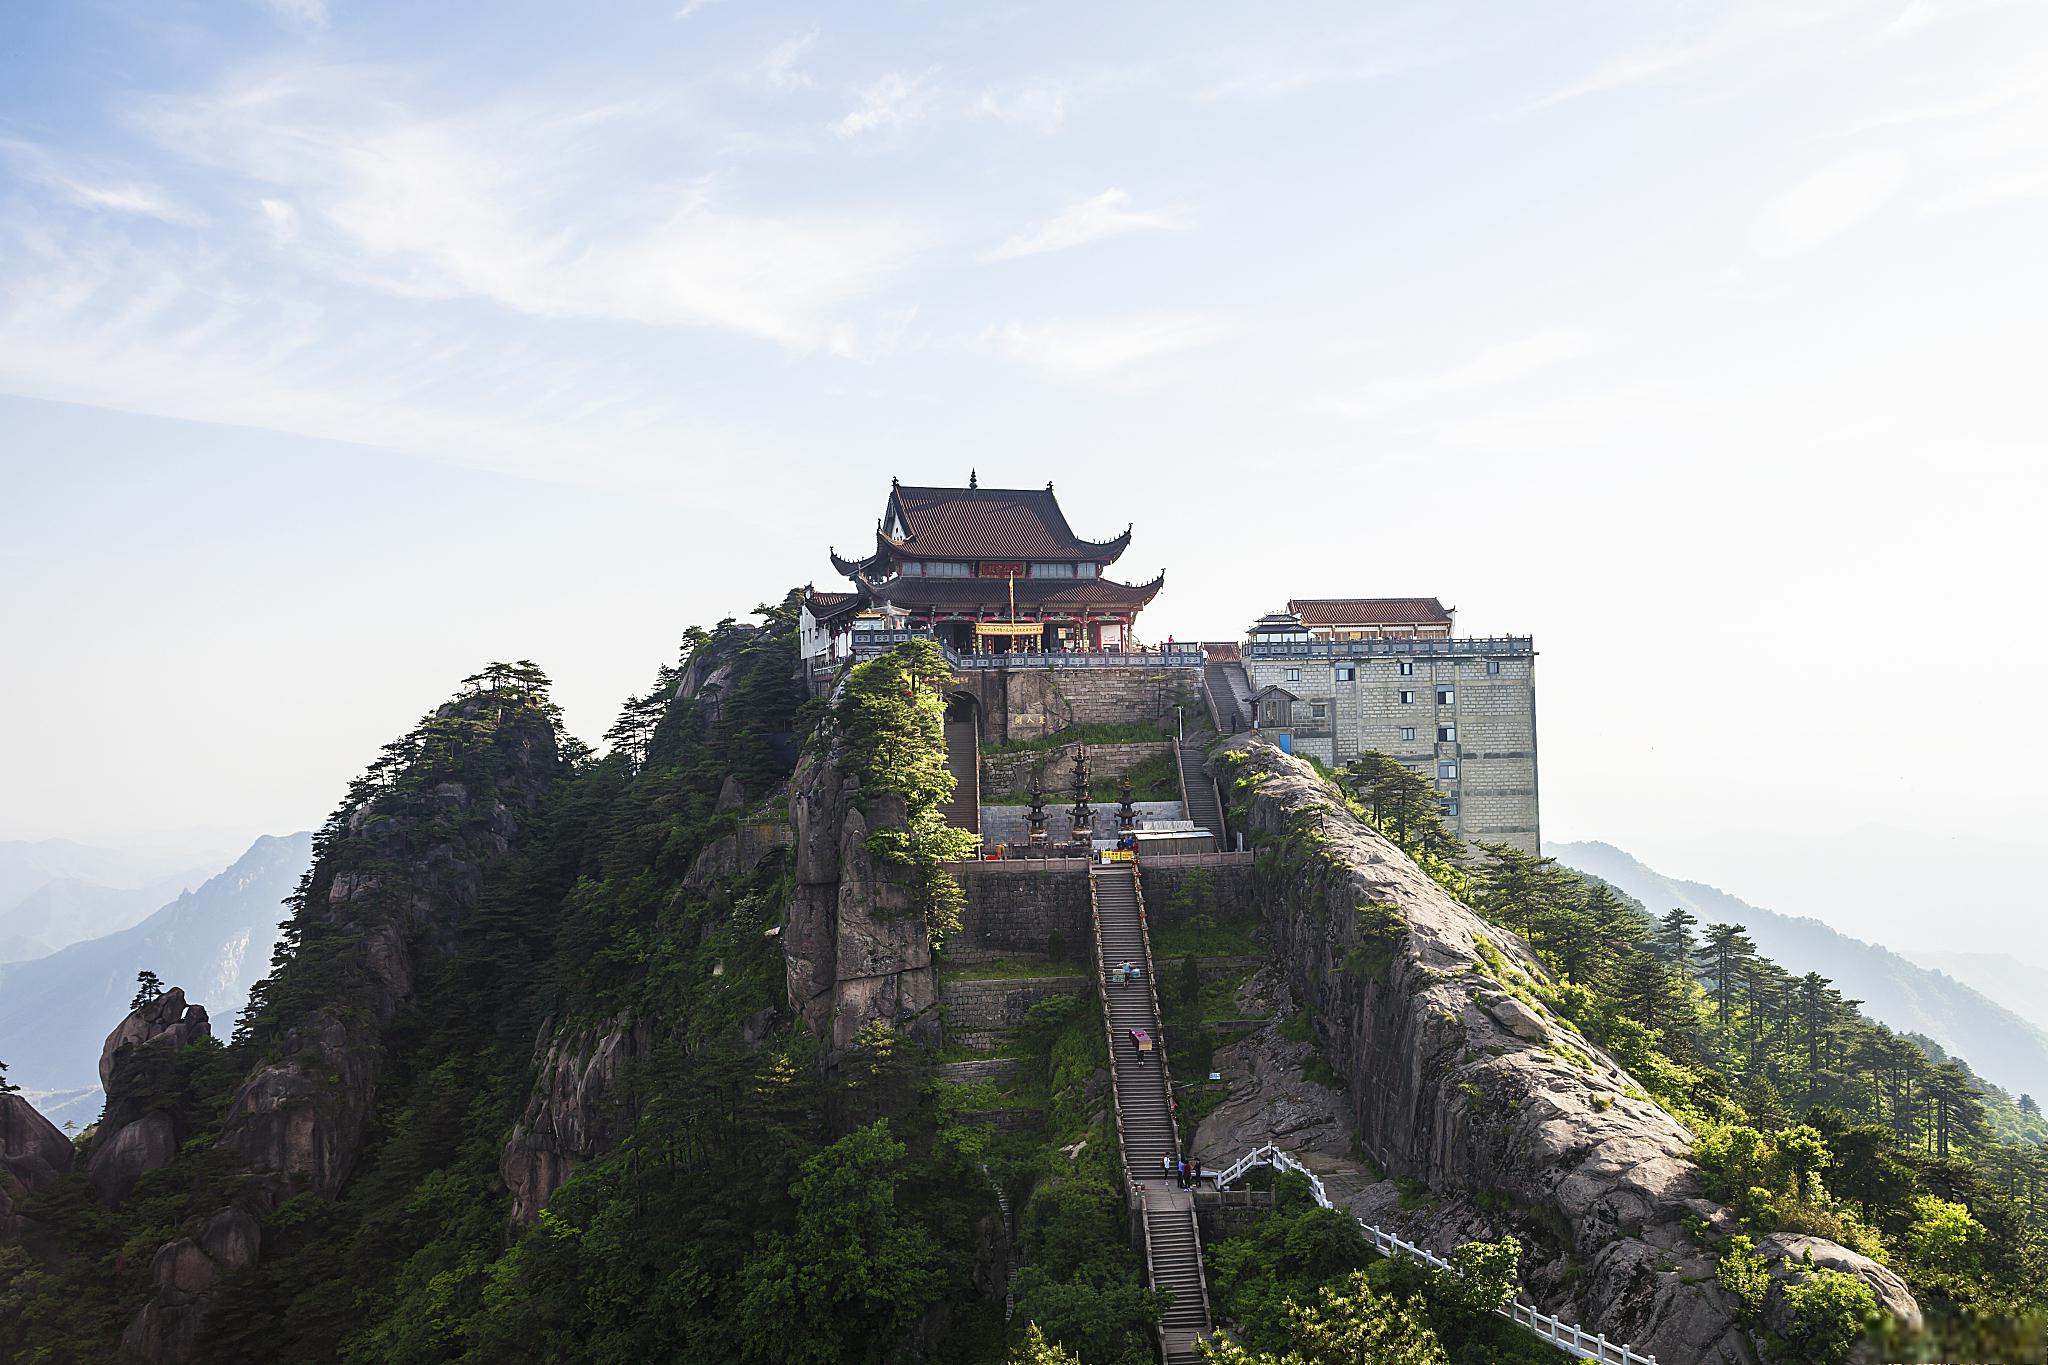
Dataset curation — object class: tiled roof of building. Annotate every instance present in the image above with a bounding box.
[1286,597,1452,627]
[803,590,862,622]
[869,571,1164,611]
[882,483,1131,562]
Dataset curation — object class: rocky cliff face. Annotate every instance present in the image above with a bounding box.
[1219,737,1919,1365]
[0,1093,73,1243]
[87,988,213,1205]
[784,737,939,1057]
[499,1013,657,1226]
[120,696,564,1363]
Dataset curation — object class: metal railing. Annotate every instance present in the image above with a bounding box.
[1132,850,1255,868]
[1243,635,1534,660]
[1215,1145,1659,1365]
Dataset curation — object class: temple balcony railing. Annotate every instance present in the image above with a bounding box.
[847,631,1207,670]
[1243,635,1534,660]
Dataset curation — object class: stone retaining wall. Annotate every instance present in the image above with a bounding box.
[951,862,1092,963]
[981,741,1174,797]
[940,975,1093,1035]
[956,668,1199,747]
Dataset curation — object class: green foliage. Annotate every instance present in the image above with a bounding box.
[1902,1195,1984,1276]
[835,640,979,940]
[1011,1178,1161,1365]
[1781,1266,1880,1365]
[1198,1269,1450,1365]
[1010,1322,1084,1365]
[1715,1235,1771,1317]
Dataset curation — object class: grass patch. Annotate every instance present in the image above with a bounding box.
[983,721,1172,755]
[1151,914,1260,958]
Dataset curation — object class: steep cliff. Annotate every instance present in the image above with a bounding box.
[119,675,570,1362]
[0,1095,71,1244]
[89,988,213,1205]
[1218,737,1919,1364]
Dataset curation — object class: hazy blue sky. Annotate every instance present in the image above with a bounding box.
[3,1,2045,958]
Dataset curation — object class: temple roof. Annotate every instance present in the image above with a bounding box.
[803,589,863,624]
[1287,597,1453,627]
[880,482,1131,563]
[866,571,1164,612]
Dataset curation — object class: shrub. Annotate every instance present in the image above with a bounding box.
[1781,1267,1879,1365]
[1714,1236,1770,1318]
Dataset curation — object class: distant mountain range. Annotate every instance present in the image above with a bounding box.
[1551,840,2048,1105]
[0,837,232,961]
[0,832,312,1127]
[1901,950,2048,1039]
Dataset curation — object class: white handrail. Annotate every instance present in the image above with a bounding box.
[1215,1146,1659,1365]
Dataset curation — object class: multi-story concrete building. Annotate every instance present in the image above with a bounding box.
[1241,605,1539,853]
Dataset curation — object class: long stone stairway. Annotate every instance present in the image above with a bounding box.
[1203,659,1252,734]
[1090,864,1212,1362]
[1178,744,1225,845]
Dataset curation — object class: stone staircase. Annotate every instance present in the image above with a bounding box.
[1090,864,1212,1363]
[943,713,980,833]
[1178,744,1225,844]
[1203,660,1252,734]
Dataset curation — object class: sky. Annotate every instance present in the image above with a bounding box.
[3,0,2046,960]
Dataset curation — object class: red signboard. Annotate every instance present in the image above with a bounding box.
[978,561,1026,578]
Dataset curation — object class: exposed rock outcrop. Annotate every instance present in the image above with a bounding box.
[121,695,564,1362]
[1216,736,1921,1364]
[500,1014,658,1225]
[87,988,214,1206]
[784,739,939,1057]
[99,989,211,1091]
[0,1093,73,1242]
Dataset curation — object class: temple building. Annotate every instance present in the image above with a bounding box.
[1286,597,1454,640]
[802,476,1164,661]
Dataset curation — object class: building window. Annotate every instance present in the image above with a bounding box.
[1335,665,1355,682]
[1399,689,1414,704]
[926,560,971,577]
[1440,798,1460,818]
[901,561,924,576]
[1436,688,1455,705]
[1397,660,1414,676]
[1029,562,1077,578]
[1439,760,1458,779]
[1486,659,1501,675]
[1400,726,1416,742]
[1310,702,1328,720]
[1286,668,1301,682]
[1077,562,1097,579]
[1438,724,1456,742]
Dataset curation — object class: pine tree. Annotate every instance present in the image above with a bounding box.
[1693,923,1757,1033]
[0,1059,17,1094]
[1652,907,1698,967]
[130,970,165,1011]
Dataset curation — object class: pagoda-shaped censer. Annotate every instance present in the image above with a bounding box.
[1026,782,1050,849]
[1115,776,1139,831]
[1068,745,1095,843]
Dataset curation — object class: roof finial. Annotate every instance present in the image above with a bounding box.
[1046,479,1055,492]
[969,468,978,489]
[891,476,899,488]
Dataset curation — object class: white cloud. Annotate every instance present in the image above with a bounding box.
[0,138,197,223]
[1324,331,1590,418]
[258,197,298,241]
[259,0,328,27]
[968,81,1072,134]
[980,312,1233,383]
[1751,151,1907,255]
[835,70,938,138]
[755,26,819,91]
[674,0,719,17]
[135,68,928,353]
[987,189,1190,260]
[1524,0,1885,113]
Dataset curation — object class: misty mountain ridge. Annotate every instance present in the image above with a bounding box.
[0,831,312,1127]
[1551,839,2048,1104]
[0,869,215,962]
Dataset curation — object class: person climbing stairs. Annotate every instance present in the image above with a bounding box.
[1090,863,1212,1363]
